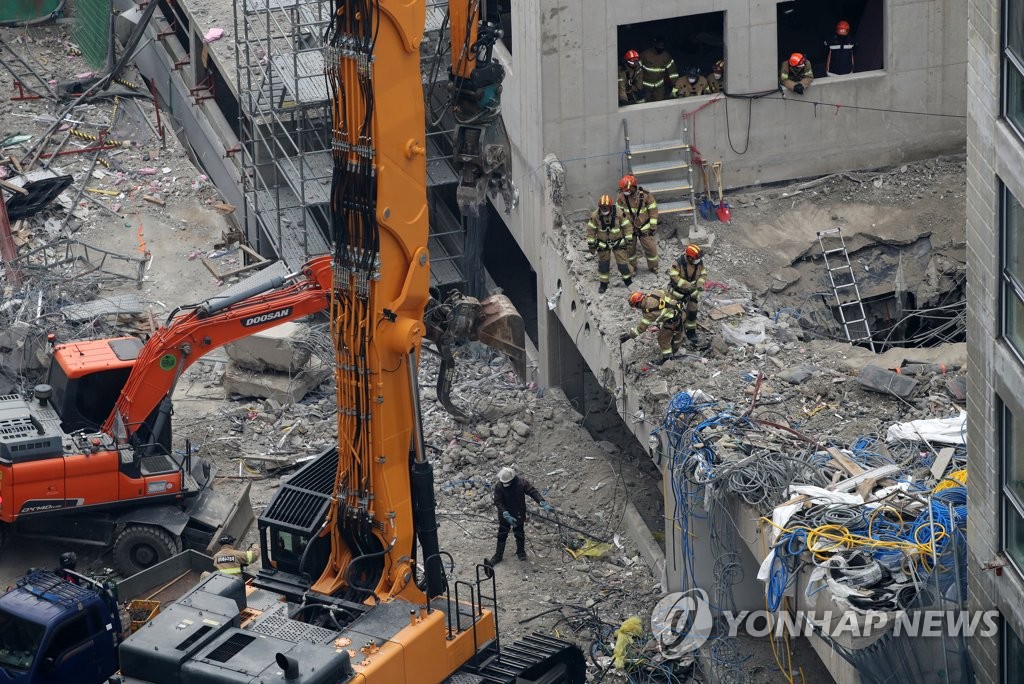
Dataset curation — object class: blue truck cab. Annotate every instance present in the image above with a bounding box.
[0,571,121,684]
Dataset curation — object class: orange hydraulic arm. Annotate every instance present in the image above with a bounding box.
[101,256,333,440]
[448,0,479,80]
[315,0,432,603]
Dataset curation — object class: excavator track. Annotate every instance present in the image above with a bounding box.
[451,633,587,683]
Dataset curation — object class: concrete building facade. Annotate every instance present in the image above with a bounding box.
[966,0,1024,681]
[490,0,969,598]
[496,0,966,213]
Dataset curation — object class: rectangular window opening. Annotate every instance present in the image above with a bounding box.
[1002,400,1024,571]
[616,12,725,107]
[1004,615,1024,683]
[777,0,884,79]
[1005,0,1024,142]
[1001,184,1024,356]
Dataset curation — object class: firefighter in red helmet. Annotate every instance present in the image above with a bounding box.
[667,243,709,345]
[619,290,684,365]
[616,175,660,273]
[618,49,645,105]
[586,193,634,294]
[780,52,814,94]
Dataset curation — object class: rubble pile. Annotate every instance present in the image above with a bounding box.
[0,23,242,393]
[657,386,968,679]
[170,337,664,668]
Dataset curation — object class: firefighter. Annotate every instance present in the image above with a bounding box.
[619,290,684,365]
[618,49,646,106]
[212,535,260,576]
[780,52,814,94]
[587,194,634,294]
[667,243,708,345]
[616,175,659,273]
[640,36,678,101]
[824,20,856,76]
[672,67,711,98]
[488,466,552,565]
[707,59,726,94]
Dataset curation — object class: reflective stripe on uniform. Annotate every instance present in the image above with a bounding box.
[219,567,242,574]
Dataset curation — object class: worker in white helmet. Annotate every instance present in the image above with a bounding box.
[488,466,553,565]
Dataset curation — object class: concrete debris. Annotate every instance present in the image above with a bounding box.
[221,359,331,404]
[59,293,144,322]
[778,364,816,385]
[224,322,313,373]
[857,365,919,399]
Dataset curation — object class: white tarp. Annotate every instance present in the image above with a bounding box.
[885,410,966,445]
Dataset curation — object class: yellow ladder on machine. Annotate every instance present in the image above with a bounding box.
[817,227,876,352]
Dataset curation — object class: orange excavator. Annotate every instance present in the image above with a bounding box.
[108,0,587,682]
[0,258,336,576]
[0,253,520,578]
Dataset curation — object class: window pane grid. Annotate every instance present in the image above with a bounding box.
[1006,616,1024,684]
[1004,401,1024,573]
[1004,185,1024,353]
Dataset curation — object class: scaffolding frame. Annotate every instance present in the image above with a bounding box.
[235,0,334,268]
[233,0,469,291]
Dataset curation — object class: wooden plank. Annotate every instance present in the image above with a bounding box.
[0,178,28,195]
[829,464,901,494]
[826,447,867,477]
[930,447,955,481]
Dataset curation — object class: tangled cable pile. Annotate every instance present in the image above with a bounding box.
[654,389,970,682]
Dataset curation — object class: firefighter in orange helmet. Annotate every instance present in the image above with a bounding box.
[667,243,708,345]
[618,49,645,105]
[616,175,659,273]
[619,290,684,365]
[586,194,634,294]
[780,52,813,94]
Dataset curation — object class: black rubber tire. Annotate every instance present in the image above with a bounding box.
[113,525,179,576]
[0,522,7,550]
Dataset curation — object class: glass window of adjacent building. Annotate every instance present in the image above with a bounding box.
[1003,400,1024,570]
[1003,185,1024,355]
[1005,616,1024,683]
[1006,0,1024,133]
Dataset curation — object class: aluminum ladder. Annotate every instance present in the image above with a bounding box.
[622,121,697,237]
[817,227,876,352]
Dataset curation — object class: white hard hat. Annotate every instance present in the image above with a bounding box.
[498,467,515,484]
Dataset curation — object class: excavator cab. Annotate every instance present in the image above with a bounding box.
[46,337,143,435]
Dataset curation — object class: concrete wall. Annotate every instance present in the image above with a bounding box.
[966,0,1024,679]
[533,0,966,207]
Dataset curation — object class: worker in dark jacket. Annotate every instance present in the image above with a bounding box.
[825,20,856,76]
[489,466,552,565]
